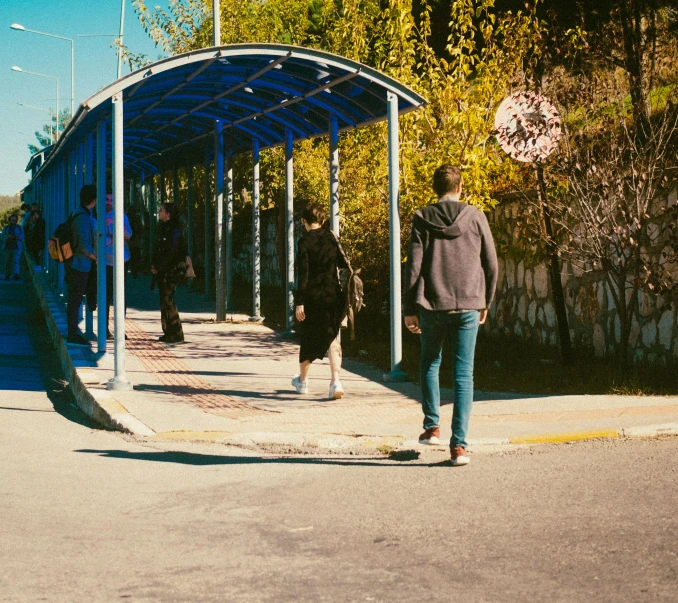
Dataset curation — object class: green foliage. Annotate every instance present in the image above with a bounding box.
[27,109,71,155]
[128,0,545,312]
[0,204,22,229]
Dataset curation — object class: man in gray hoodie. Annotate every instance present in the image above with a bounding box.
[403,164,498,466]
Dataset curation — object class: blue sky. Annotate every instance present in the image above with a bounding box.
[0,0,170,195]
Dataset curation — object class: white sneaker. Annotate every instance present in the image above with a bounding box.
[328,381,344,400]
[291,375,308,394]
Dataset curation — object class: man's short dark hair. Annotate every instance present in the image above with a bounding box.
[433,165,462,197]
[161,202,177,221]
[80,184,97,206]
[301,202,326,226]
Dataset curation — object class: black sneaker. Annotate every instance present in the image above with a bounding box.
[67,333,91,347]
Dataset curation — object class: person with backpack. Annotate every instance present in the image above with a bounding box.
[66,185,98,347]
[2,214,24,281]
[403,165,498,467]
[151,202,186,343]
[291,202,351,400]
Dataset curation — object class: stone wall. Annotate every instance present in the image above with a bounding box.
[486,190,678,364]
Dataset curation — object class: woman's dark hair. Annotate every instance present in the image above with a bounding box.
[301,202,326,226]
[161,202,178,222]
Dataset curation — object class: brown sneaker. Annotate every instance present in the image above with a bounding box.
[418,427,441,445]
[450,446,470,466]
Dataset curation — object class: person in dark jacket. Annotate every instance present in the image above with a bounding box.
[26,209,46,268]
[151,202,186,343]
[403,164,498,466]
[66,185,98,346]
[292,202,350,400]
[2,214,24,280]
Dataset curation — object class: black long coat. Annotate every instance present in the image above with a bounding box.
[294,227,349,362]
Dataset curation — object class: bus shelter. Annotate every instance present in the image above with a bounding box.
[25,43,427,390]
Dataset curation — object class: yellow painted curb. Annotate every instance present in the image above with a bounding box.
[510,430,620,445]
[152,430,233,441]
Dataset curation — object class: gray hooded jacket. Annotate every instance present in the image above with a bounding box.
[403,197,498,315]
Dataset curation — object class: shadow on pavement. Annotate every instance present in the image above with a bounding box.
[74,448,450,467]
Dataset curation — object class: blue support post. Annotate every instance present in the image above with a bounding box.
[204,149,212,298]
[250,138,263,321]
[225,149,233,312]
[284,129,295,333]
[329,115,339,236]
[215,120,225,320]
[96,120,108,355]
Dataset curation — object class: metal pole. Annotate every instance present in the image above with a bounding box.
[187,163,194,259]
[384,92,407,381]
[160,170,166,204]
[173,167,179,204]
[204,149,212,297]
[250,138,263,321]
[213,0,221,47]
[55,78,59,141]
[107,92,132,390]
[71,39,74,118]
[285,129,295,333]
[149,174,156,266]
[225,150,234,312]
[215,120,225,319]
[117,0,125,79]
[96,120,107,354]
[329,115,339,236]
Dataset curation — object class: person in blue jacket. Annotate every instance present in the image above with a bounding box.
[2,214,24,281]
[66,185,98,346]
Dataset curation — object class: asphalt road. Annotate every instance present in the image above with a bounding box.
[2,282,678,602]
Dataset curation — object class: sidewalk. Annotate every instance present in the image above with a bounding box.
[26,264,678,455]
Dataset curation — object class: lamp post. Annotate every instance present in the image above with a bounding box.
[11,67,59,140]
[17,102,54,143]
[10,24,73,119]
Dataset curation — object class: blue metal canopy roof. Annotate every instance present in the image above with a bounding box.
[37,43,427,176]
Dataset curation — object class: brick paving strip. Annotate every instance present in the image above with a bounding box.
[124,319,270,419]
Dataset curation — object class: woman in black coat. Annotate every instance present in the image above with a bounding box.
[151,203,186,343]
[292,202,350,400]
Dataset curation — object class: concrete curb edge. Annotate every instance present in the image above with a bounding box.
[25,256,155,437]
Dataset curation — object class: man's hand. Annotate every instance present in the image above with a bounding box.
[151,266,158,275]
[479,309,488,324]
[295,305,305,322]
[405,315,421,335]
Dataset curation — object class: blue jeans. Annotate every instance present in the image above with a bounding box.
[420,309,480,448]
[4,249,21,279]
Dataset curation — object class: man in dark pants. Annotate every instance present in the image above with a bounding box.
[66,185,98,346]
[403,165,498,466]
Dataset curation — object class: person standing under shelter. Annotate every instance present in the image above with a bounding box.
[26,209,46,269]
[104,192,132,340]
[403,165,498,466]
[66,185,98,347]
[2,214,24,281]
[151,202,186,343]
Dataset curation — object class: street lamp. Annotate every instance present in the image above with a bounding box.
[10,23,74,118]
[11,66,59,141]
[18,102,54,143]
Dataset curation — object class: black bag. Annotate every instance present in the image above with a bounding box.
[48,210,80,262]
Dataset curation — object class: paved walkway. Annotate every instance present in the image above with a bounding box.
[23,266,678,454]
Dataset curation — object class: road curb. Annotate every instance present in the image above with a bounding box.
[23,255,678,453]
[25,256,155,437]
